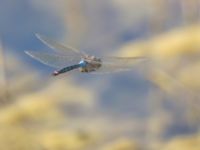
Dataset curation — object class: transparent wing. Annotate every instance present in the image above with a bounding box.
[36,33,86,56]
[93,56,147,73]
[25,51,81,68]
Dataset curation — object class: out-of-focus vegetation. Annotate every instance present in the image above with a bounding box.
[119,24,200,125]
[1,0,200,149]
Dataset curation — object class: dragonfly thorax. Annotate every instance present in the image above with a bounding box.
[79,56,102,73]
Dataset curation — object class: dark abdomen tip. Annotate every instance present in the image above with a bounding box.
[52,71,59,76]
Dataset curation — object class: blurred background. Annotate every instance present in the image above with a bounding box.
[0,0,200,149]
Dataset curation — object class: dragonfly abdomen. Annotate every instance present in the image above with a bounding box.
[53,64,81,76]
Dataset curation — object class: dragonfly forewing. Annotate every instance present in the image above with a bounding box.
[36,34,86,56]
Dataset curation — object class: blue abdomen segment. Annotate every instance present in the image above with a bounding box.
[79,60,88,67]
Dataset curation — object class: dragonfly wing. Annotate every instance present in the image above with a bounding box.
[36,34,86,56]
[93,56,147,73]
[25,51,81,68]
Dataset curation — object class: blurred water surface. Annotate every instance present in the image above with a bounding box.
[0,0,200,149]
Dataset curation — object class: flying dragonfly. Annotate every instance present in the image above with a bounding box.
[25,34,146,76]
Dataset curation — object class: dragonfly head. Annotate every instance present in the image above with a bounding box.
[79,60,88,67]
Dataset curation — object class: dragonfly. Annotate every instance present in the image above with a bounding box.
[25,34,146,76]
